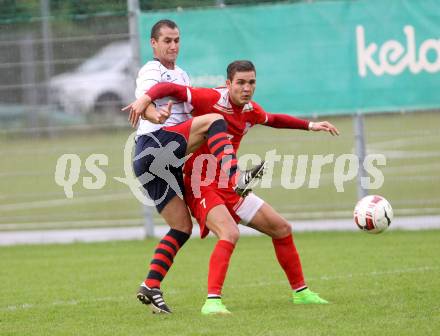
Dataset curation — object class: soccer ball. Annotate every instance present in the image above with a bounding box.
[353,195,393,234]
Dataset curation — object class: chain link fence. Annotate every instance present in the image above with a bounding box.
[1,0,305,135]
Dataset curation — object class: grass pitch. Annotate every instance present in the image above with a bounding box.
[2,231,439,335]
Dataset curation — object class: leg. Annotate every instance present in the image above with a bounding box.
[133,132,194,313]
[201,205,239,315]
[205,204,240,243]
[144,196,193,288]
[248,203,328,304]
[185,113,223,154]
[137,197,193,314]
[171,115,266,197]
[205,205,239,296]
[160,195,193,234]
[247,202,292,239]
[248,203,305,290]
[185,114,240,189]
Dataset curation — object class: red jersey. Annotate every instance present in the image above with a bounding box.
[183,86,268,186]
[146,82,310,189]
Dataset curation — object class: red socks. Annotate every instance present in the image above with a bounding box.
[207,240,236,296]
[272,234,306,290]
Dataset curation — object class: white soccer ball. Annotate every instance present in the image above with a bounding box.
[353,195,393,234]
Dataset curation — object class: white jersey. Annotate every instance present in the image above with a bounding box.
[135,60,192,135]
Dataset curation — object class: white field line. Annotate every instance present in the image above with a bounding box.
[0,188,130,201]
[267,173,440,188]
[368,134,440,149]
[2,197,439,224]
[0,166,122,178]
[2,266,438,312]
[1,148,438,182]
[280,207,440,219]
[381,162,440,173]
[0,219,143,230]
[0,210,140,222]
[369,129,440,137]
[230,266,439,289]
[0,134,301,156]
[0,193,133,212]
[275,198,440,211]
[1,209,439,231]
[369,150,440,159]
[0,135,304,157]
[1,208,439,231]
[2,191,440,220]
[0,143,128,156]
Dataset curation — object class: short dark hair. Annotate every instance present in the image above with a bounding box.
[226,60,256,81]
[150,19,179,40]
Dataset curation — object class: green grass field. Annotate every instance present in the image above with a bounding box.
[0,111,439,231]
[2,231,440,335]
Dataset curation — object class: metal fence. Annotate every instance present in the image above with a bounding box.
[1,0,308,134]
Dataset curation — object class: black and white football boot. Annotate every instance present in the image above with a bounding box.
[234,161,266,197]
[137,285,172,314]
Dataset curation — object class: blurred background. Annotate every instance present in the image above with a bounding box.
[0,0,439,239]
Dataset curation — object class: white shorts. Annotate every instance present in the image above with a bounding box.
[235,193,265,225]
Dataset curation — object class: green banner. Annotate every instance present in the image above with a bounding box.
[138,0,440,116]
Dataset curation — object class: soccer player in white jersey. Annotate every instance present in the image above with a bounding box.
[129,20,264,314]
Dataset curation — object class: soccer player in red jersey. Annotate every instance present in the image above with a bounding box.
[127,60,339,314]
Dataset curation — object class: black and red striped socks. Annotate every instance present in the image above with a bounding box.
[144,229,190,289]
[206,119,238,184]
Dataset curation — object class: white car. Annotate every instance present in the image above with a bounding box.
[49,41,135,115]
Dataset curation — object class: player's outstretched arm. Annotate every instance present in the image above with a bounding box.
[264,113,339,136]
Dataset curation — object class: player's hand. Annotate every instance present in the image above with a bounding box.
[121,94,153,128]
[142,101,173,124]
[310,121,340,136]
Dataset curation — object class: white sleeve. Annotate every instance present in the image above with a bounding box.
[135,63,162,99]
[182,70,193,113]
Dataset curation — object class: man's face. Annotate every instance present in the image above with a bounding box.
[151,26,180,65]
[226,71,256,106]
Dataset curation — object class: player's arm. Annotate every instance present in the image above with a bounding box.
[264,113,339,136]
[146,83,220,114]
[124,83,219,126]
[123,83,181,127]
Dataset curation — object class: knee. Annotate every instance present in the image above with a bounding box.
[226,227,240,244]
[170,208,193,234]
[272,222,292,239]
[218,221,240,244]
[207,113,224,122]
[171,220,193,235]
[197,113,225,134]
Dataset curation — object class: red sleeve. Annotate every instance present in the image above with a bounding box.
[249,101,269,125]
[187,87,221,116]
[146,84,220,116]
[265,113,310,130]
[146,82,187,101]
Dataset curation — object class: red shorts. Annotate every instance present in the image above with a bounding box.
[184,182,244,238]
[162,118,193,142]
